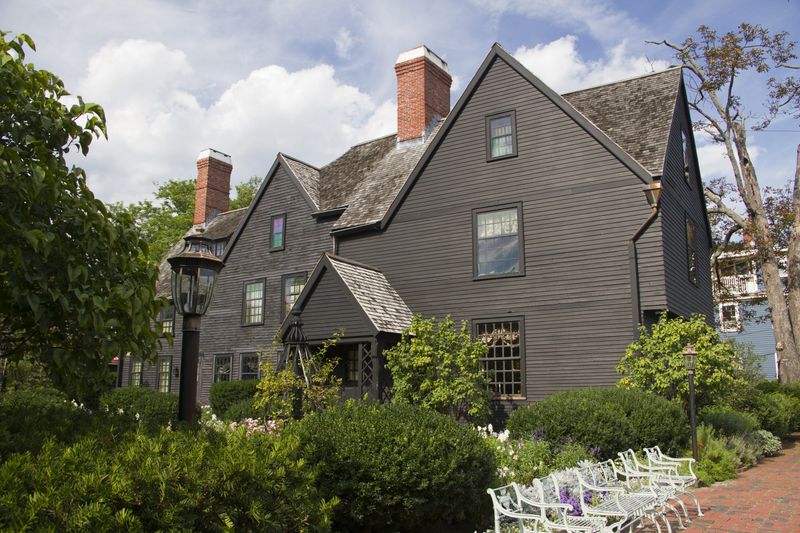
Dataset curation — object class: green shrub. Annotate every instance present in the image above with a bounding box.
[724,434,761,469]
[700,405,759,436]
[507,387,688,459]
[209,379,258,418]
[0,428,334,532]
[223,397,262,422]
[100,387,178,432]
[751,429,782,457]
[488,434,594,485]
[755,380,800,400]
[694,424,738,486]
[286,401,495,532]
[0,388,93,458]
[752,392,793,437]
[617,312,747,408]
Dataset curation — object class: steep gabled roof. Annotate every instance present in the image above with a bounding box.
[279,253,413,338]
[562,67,682,176]
[281,154,321,207]
[155,207,247,298]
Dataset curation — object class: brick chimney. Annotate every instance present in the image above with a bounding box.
[395,45,452,143]
[194,148,232,225]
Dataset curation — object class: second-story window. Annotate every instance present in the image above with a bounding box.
[243,279,265,325]
[270,214,286,251]
[282,273,307,318]
[486,111,517,160]
[719,303,741,332]
[474,204,524,278]
[130,360,142,387]
[158,305,174,336]
[686,217,697,285]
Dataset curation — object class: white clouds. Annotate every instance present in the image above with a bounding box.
[75,39,394,204]
[472,0,646,45]
[513,35,669,93]
[335,28,354,58]
[695,131,762,183]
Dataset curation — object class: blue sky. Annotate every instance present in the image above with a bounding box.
[2,0,798,204]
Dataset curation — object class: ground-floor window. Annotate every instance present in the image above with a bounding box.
[130,360,142,387]
[214,354,232,383]
[475,319,523,397]
[240,353,260,380]
[157,359,171,393]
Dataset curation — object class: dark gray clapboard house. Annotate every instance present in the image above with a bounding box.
[124,43,713,411]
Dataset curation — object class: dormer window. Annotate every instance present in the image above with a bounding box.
[270,214,286,251]
[158,305,174,336]
[486,111,517,160]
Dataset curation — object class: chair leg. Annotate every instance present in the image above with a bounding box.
[664,502,685,530]
[671,495,689,522]
[685,490,703,517]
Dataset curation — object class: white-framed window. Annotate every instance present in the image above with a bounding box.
[719,302,741,332]
[242,279,265,325]
[130,360,142,387]
[281,273,307,318]
[157,359,171,393]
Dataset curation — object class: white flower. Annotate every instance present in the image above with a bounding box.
[487,424,494,434]
[135,413,140,421]
[117,408,124,415]
[497,429,510,443]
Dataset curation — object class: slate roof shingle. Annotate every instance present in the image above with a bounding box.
[562,67,682,176]
[327,255,413,334]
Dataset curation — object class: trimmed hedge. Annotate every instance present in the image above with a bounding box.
[286,402,495,531]
[209,379,258,418]
[700,405,759,436]
[223,397,262,422]
[100,387,178,432]
[0,428,334,532]
[0,388,93,458]
[507,387,688,459]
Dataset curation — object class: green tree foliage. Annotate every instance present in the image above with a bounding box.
[384,315,491,422]
[0,32,162,402]
[617,313,746,408]
[230,175,261,210]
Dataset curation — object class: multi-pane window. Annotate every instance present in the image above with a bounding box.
[131,360,142,387]
[476,320,523,397]
[686,217,697,284]
[282,273,307,318]
[475,206,523,277]
[214,354,232,383]
[158,305,174,336]
[240,353,260,380]
[344,347,358,384]
[212,240,226,257]
[719,303,740,332]
[487,112,516,159]
[157,359,171,393]
[243,280,265,325]
[270,214,286,251]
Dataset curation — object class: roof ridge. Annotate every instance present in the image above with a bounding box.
[279,152,320,171]
[561,65,682,96]
[320,133,397,172]
[326,252,382,273]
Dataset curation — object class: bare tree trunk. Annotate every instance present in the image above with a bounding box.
[733,124,800,382]
[784,145,800,380]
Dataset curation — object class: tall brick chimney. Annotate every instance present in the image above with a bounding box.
[395,45,452,143]
[194,148,232,225]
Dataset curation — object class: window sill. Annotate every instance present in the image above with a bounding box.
[474,271,525,281]
[494,395,526,401]
[486,152,518,162]
[241,321,265,327]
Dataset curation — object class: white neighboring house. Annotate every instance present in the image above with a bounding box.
[713,246,786,380]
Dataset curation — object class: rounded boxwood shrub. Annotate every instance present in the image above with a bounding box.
[507,387,688,459]
[209,379,258,417]
[0,427,334,532]
[223,397,262,422]
[700,405,759,436]
[100,387,178,432]
[0,387,93,458]
[286,401,495,532]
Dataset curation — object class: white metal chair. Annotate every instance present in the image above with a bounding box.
[513,480,619,532]
[643,446,703,517]
[487,484,542,532]
[617,449,690,529]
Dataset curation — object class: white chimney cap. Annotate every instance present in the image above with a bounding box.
[396,45,449,73]
[197,148,232,164]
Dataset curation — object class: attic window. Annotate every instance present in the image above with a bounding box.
[270,214,286,251]
[486,111,517,160]
[682,130,690,182]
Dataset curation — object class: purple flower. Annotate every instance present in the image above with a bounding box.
[559,488,582,516]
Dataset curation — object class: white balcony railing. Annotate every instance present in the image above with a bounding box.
[718,274,759,295]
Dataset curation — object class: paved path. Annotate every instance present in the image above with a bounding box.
[660,434,800,532]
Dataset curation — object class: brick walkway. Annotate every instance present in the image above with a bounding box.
[657,434,800,532]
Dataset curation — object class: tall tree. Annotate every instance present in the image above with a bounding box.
[0,32,162,401]
[652,23,800,382]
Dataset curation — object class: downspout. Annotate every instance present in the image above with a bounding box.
[629,181,662,338]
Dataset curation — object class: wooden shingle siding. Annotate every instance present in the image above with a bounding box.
[193,164,334,403]
[659,87,714,319]
[338,56,661,402]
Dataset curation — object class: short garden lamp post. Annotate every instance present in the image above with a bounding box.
[168,231,224,423]
[683,343,699,461]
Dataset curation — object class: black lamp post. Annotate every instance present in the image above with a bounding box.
[168,231,224,422]
[683,343,699,461]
